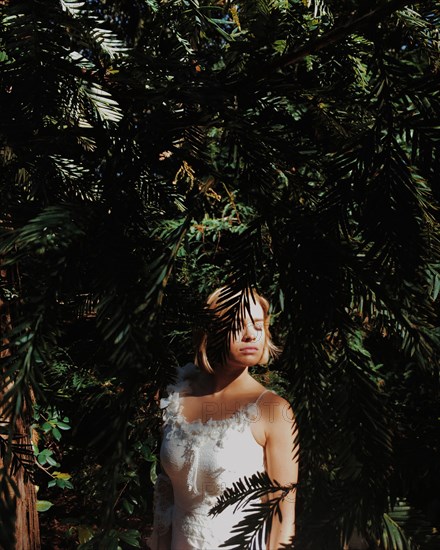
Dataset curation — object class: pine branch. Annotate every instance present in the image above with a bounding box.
[210,471,297,550]
[0,435,36,484]
[210,471,287,515]
[259,0,414,75]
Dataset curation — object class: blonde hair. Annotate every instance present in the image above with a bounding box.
[194,287,280,374]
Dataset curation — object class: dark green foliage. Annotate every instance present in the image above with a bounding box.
[2,0,440,548]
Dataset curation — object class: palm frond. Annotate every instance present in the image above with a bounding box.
[0,205,87,262]
[384,500,440,550]
[60,0,86,17]
[396,6,440,65]
[0,433,36,484]
[210,471,296,550]
[304,0,331,19]
[62,0,130,60]
[381,513,415,550]
[90,24,131,60]
[79,82,124,125]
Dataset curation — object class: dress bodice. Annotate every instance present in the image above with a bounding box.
[149,363,271,550]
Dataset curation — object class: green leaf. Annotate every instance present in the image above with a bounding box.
[53,471,71,480]
[143,0,159,12]
[37,449,50,465]
[118,529,140,547]
[46,455,59,467]
[122,499,134,515]
[273,39,287,53]
[37,500,53,512]
[77,525,94,544]
[150,462,157,485]
[56,421,71,430]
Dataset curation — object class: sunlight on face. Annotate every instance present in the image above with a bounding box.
[227,301,266,367]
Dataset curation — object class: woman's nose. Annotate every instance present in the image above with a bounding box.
[242,324,256,341]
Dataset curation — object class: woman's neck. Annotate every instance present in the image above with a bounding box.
[207,363,251,394]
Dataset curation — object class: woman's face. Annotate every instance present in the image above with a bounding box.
[227,300,266,367]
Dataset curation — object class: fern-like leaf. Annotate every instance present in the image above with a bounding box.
[210,471,296,550]
[80,82,123,125]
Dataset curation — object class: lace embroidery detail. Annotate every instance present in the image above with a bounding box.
[160,364,263,445]
[159,363,270,497]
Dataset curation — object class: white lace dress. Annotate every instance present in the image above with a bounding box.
[148,363,270,550]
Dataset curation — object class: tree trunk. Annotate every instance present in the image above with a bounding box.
[0,267,41,550]
[12,434,41,550]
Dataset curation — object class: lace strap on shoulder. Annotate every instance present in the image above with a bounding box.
[247,389,275,421]
[255,388,273,406]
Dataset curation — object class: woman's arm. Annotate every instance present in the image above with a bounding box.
[263,394,299,549]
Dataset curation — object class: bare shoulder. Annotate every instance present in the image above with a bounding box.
[259,390,292,409]
[259,392,296,428]
[179,363,206,396]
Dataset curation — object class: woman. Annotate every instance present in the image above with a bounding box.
[148,287,298,549]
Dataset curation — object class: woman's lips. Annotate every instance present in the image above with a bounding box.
[240,347,259,352]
